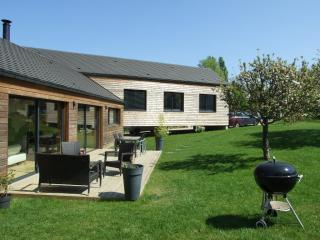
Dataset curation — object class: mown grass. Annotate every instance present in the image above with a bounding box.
[1,121,320,240]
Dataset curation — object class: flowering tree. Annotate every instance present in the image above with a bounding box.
[223,55,315,160]
[308,59,320,117]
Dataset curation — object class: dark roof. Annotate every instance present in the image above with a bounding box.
[0,39,122,103]
[29,48,221,85]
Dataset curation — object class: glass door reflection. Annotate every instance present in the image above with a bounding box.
[38,101,62,154]
[8,97,64,179]
[77,104,98,152]
[8,97,35,178]
[77,104,86,149]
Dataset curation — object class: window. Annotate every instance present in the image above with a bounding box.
[164,92,184,112]
[199,94,216,112]
[124,89,146,111]
[108,108,120,125]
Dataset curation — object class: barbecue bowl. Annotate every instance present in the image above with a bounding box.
[254,160,300,194]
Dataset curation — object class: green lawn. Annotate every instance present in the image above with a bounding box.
[1,121,320,240]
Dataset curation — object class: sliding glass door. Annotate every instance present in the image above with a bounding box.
[77,104,99,152]
[86,106,97,150]
[8,98,36,178]
[8,96,64,178]
[77,105,86,149]
[38,101,63,154]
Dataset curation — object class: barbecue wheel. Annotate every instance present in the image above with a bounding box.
[256,219,267,228]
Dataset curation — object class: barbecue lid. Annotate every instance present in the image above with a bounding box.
[254,159,298,177]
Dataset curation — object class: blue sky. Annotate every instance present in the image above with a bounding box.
[2,0,320,77]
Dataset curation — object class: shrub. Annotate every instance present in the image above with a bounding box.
[154,114,168,138]
[195,126,205,133]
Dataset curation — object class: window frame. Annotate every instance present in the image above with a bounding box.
[124,89,147,111]
[108,108,121,125]
[163,91,184,112]
[199,94,217,113]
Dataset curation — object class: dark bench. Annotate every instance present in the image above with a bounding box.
[36,153,101,194]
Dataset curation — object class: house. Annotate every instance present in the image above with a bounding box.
[0,20,123,177]
[0,19,228,178]
[30,47,229,134]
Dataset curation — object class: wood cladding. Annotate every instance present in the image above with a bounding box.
[91,76,229,127]
[0,76,122,106]
[0,92,8,175]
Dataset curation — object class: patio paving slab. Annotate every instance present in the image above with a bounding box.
[9,149,161,200]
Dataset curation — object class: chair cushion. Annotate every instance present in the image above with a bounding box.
[8,144,22,156]
[61,142,81,155]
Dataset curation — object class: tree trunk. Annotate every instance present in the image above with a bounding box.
[262,118,270,161]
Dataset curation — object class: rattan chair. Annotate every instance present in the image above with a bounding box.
[103,142,135,176]
[137,134,147,155]
[113,133,121,152]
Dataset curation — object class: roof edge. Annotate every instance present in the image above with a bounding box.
[0,69,123,104]
[85,72,222,87]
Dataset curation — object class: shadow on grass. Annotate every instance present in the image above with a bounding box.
[159,154,258,174]
[240,129,320,150]
[206,215,259,229]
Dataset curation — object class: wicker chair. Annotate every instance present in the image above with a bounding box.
[137,134,147,155]
[113,133,121,152]
[103,142,135,176]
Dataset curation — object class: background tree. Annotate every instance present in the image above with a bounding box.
[218,57,228,81]
[223,81,248,113]
[199,56,228,81]
[222,54,314,160]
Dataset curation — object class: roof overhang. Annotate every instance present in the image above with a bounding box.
[0,69,124,104]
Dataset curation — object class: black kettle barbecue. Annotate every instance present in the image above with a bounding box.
[253,157,304,229]
[254,158,300,194]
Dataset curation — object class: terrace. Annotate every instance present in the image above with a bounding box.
[9,148,161,200]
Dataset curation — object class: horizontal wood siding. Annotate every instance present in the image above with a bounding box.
[0,92,8,176]
[0,77,121,107]
[91,77,229,127]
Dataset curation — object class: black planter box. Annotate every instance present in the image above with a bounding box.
[122,164,144,201]
[155,137,164,151]
[0,194,11,209]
